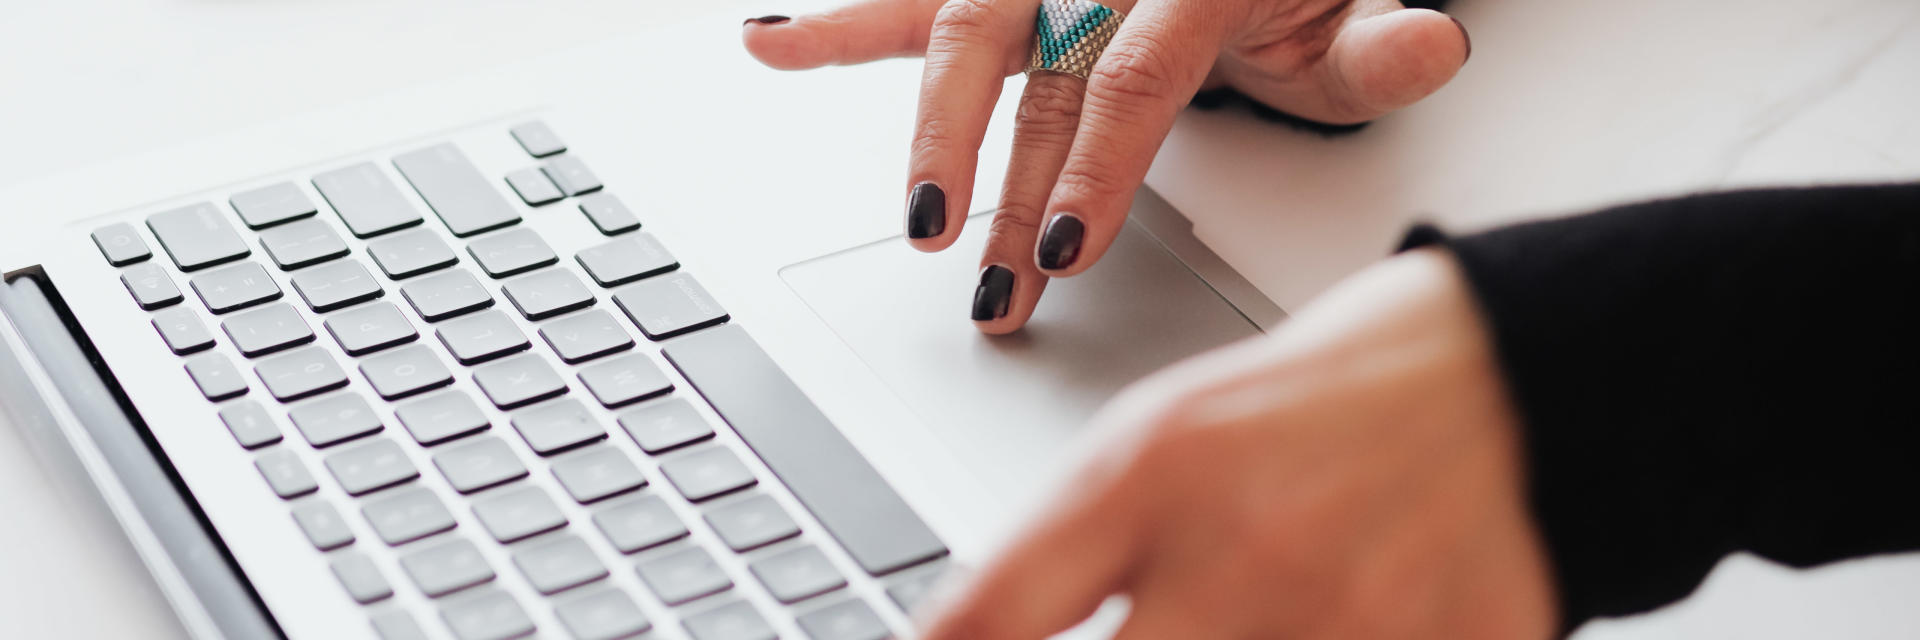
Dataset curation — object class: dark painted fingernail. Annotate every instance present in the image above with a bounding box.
[746,15,791,25]
[906,182,947,239]
[1036,213,1085,271]
[971,265,1015,321]
[1450,16,1471,63]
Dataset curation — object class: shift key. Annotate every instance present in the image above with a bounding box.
[394,143,521,237]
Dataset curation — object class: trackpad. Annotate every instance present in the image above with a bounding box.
[780,214,1261,504]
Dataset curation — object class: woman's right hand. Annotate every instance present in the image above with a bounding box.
[744,0,1469,333]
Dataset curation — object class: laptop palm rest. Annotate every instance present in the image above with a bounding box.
[781,211,1262,509]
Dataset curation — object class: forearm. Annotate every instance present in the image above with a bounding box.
[1405,182,1920,631]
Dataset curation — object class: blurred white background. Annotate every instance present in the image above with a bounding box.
[2,0,1918,638]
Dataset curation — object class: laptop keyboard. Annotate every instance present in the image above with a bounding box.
[86,121,947,640]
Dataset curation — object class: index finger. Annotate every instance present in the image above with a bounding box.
[1035,0,1230,276]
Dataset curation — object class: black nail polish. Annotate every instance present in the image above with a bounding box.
[746,15,791,25]
[906,182,947,239]
[1450,16,1471,63]
[1036,214,1085,271]
[971,265,1015,321]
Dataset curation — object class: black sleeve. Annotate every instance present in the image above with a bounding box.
[1399,183,1920,634]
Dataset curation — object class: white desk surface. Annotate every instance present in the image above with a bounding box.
[3,0,1918,638]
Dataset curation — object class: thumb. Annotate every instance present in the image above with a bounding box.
[1323,8,1471,118]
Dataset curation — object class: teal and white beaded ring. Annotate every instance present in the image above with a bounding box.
[1025,0,1127,80]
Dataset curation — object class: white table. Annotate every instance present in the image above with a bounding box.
[2,0,1917,638]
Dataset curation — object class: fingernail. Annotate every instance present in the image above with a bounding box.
[1036,213,1085,271]
[1450,16,1471,63]
[971,265,1015,321]
[745,15,791,25]
[906,182,947,239]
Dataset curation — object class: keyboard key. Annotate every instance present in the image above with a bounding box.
[218,400,284,449]
[395,390,490,445]
[467,228,557,279]
[550,446,646,503]
[191,262,283,314]
[367,228,458,279]
[147,202,250,271]
[543,155,603,196]
[541,310,635,365]
[371,611,429,640]
[314,162,424,238]
[682,600,774,640]
[592,495,688,553]
[751,545,846,603]
[256,346,349,401]
[289,391,384,447]
[436,310,529,365]
[359,344,454,400]
[799,599,891,640]
[476,354,569,410]
[504,168,563,207]
[705,495,800,552]
[259,218,349,270]
[555,588,651,640]
[509,121,566,158]
[613,273,728,340]
[394,143,523,237]
[471,484,567,543]
[91,222,152,266]
[403,269,493,321]
[665,325,947,575]
[221,302,314,357]
[363,487,457,545]
[230,182,319,230]
[886,568,943,613]
[330,552,394,604]
[574,354,670,408]
[291,259,383,313]
[121,263,184,310]
[292,500,356,550]
[660,447,756,502]
[508,397,604,454]
[577,193,640,236]
[151,306,215,355]
[255,448,318,499]
[576,234,676,287]
[325,301,417,356]
[502,269,593,321]
[440,589,534,640]
[324,438,420,496]
[616,398,712,453]
[433,436,528,494]
[511,535,608,595]
[401,538,496,597]
[185,353,249,401]
[635,547,731,605]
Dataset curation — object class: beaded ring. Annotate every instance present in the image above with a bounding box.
[1025,0,1127,80]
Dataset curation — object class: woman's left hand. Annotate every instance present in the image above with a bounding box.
[917,248,1557,638]
[745,0,1469,333]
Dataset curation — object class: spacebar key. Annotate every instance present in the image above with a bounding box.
[662,325,947,575]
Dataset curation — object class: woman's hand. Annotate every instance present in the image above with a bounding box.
[744,0,1469,333]
[919,248,1556,638]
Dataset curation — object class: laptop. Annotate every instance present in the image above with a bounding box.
[0,16,1285,640]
